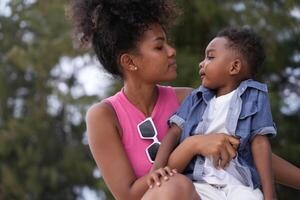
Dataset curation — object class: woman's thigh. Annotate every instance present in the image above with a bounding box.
[142,174,200,200]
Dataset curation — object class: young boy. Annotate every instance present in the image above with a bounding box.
[149,27,277,200]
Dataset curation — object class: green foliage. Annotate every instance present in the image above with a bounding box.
[0,0,101,199]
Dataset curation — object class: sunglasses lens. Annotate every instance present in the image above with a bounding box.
[147,142,160,162]
[138,120,156,138]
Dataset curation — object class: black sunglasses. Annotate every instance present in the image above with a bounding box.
[137,117,161,163]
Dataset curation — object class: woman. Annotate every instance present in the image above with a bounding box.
[68,0,300,199]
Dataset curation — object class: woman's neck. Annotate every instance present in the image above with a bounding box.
[123,81,159,117]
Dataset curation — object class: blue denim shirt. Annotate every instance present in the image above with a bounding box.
[169,79,277,189]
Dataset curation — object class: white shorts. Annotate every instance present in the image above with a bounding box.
[193,182,263,200]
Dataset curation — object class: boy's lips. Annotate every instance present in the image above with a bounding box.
[199,70,205,78]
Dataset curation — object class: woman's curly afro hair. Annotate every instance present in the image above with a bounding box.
[67,0,179,78]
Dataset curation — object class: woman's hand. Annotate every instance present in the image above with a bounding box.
[146,166,177,188]
[191,133,240,169]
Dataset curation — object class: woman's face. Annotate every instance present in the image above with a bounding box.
[131,23,177,83]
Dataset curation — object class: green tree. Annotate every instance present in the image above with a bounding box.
[0,1,101,199]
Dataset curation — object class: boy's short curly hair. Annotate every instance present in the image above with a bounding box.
[67,0,179,78]
[217,27,266,76]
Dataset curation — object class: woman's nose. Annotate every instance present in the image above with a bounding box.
[168,45,176,57]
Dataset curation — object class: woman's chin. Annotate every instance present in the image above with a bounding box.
[167,72,178,82]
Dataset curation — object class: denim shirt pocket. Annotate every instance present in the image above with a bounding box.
[237,101,258,149]
[239,101,258,120]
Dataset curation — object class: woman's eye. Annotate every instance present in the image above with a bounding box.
[207,56,215,60]
[155,46,163,50]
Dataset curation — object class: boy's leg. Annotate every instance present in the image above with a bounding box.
[194,183,226,200]
[225,185,263,200]
[142,173,200,200]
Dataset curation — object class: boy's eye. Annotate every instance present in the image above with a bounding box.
[155,46,163,50]
[207,56,215,60]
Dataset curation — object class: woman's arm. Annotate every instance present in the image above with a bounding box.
[86,102,150,200]
[272,153,300,189]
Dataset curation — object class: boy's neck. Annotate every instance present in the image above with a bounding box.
[215,69,253,97]
[215,80,241,97]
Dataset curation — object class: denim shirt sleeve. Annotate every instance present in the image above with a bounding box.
[168,93,194,129]
[250,91,277,141]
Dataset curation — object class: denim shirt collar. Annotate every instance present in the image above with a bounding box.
[195,79,267,101]
[237,79,267,96]
[194,85,215,104]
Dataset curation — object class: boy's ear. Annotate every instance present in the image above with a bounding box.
[120,53,138,71]
[229,59,242,75]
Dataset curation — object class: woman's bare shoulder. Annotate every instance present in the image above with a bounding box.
[86,101,115,121]
[174,87,193,103]
[86,101,119,138]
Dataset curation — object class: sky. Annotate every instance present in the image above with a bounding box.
[0,0,11,17]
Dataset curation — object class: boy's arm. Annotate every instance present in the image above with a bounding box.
[146,124,181,188]
[152,90,194,172]
[252,135,276,200]
[151,124,182,171]
[249,89,277,198]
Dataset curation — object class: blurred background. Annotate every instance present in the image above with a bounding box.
[0,0,299,199]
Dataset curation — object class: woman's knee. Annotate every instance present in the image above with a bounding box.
[142,174,198,200]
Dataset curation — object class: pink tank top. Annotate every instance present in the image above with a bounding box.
[105,85,180,177]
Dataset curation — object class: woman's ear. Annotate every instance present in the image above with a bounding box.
[229,59,242,75]
[120,53,138,71]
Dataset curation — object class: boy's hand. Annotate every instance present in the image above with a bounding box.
[147,166,177,188]
[192,133,240,169]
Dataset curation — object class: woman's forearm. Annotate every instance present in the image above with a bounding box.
[272,153,300,189]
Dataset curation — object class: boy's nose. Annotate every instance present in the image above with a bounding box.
[199,60,204,69]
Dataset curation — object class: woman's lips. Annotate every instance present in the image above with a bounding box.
[168,62,177,69]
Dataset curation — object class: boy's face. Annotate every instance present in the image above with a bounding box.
[199,37,237,90]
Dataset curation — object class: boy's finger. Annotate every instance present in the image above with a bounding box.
[220,148,229,168]
[212,155,220,168]
[228,135,240,150]
[226,142,237,160]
